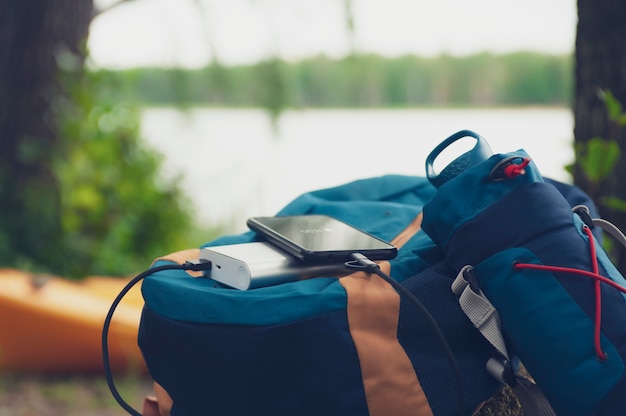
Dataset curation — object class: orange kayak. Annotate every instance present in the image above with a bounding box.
[0,268,145,374]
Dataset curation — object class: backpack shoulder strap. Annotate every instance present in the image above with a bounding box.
[452,266,557,416]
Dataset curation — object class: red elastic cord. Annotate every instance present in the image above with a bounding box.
[503,157,531,179]
[514,226,617,361]
[585,226,607,361]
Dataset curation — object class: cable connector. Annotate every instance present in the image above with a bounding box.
[184,258,213,272]
[344,252,381,273]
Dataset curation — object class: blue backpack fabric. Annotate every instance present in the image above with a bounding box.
[421,150,626,415]
[138,172,601,415]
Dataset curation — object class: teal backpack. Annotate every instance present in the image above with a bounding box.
[104,131,626,415]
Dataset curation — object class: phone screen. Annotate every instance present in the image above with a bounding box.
[247,215,397,262]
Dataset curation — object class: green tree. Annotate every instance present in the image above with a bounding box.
[0,0,92,273]
[574,0,626,272]
[0,1,201,277]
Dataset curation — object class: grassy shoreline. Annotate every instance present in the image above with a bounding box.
[0,373,153,416]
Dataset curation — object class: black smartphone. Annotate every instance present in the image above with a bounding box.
[247,214,397,263]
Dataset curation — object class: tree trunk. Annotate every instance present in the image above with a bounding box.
[0,1,92,271]
[574,0,626,273]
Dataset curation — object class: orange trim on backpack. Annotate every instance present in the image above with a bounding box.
[391,212,423,249]
[340,267,433,416]
[339,212,433,416]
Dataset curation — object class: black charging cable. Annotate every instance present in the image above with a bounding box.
[102,260,212,416]
[345,253,466,416]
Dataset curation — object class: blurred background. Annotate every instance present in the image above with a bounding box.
[1,0,625,414]
[88,0,578,230]
[90,0,577,234]
[0,0,594,278]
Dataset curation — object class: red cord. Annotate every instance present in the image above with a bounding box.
[514,263,626,293]
[584,226,607,361]
[513,226,619,361]
[503,158,531,179]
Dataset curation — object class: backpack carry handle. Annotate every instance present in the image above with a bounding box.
[425,130,492,188]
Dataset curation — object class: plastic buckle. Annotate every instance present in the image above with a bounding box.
[573,205,595,229]
[501,359,518,387]
[462,266,481,294]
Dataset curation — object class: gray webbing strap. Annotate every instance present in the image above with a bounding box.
[452,266,557,416]
[451,266,509,359]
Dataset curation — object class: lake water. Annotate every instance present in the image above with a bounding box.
[141,107,574,233]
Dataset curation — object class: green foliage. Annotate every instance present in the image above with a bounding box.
[56,69,213,277]
[573,137,621,183]
[570,89,626,214]
[599,89,626,125]
[603,196,626,213]
[92,52,572,109]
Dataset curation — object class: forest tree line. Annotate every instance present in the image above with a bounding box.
[94,51,572,109]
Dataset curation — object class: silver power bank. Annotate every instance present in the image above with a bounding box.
[199,242,349,290]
